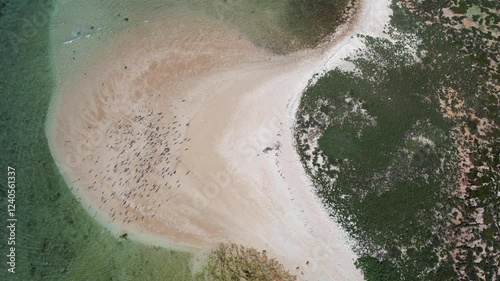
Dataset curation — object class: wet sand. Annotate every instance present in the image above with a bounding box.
[46,0,391,279]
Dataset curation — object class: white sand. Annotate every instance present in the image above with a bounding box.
[47,0,391,280]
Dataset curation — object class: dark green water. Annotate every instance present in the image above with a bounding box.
[204,0,351,53]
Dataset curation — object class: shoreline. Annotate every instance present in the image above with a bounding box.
[46,0,391,279]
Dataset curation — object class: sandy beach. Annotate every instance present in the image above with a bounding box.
[46,0,391,279]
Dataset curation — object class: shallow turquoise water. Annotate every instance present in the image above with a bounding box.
[0,1,194,280]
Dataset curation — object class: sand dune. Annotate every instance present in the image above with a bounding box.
[47,0,391,279]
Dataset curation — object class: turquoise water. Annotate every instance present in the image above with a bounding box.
[1,0,353,280]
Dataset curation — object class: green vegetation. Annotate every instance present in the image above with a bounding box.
[295,0,498,280]
[451,0,468,14]
[355,257,399,281]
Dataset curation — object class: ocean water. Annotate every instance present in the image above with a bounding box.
[0,0,351,280]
